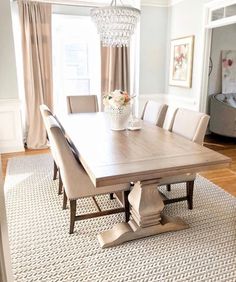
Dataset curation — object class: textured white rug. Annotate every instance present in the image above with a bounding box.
[4,154,236,282]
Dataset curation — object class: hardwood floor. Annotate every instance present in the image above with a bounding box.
[1,133,236,196]
[1,148,49,179]
[200,134,236,196]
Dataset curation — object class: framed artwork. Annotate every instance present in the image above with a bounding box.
[169,35,194,88]
[222,50,236,94]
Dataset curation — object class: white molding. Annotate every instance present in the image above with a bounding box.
[138,93,198,129]
[206,15,236,28]
[139,93,197,105]
[198,0,236,113]
[15,0,110,7]
[17,0,186,8]
[141,0,185,7]
[168,0,184,6]
[205,0,236,9]
[0,99,24,154]
[141,0,168,7]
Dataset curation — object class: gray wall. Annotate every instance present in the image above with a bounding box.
[166,0,206,104]
[139,6,168,95]
[208,24,236,96]
[0,0,19,99]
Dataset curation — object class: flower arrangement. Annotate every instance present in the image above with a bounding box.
[103,89,131,109]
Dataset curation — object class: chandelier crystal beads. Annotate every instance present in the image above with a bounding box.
[90,1,140,47]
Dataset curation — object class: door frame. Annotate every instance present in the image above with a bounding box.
[199,0,236,113]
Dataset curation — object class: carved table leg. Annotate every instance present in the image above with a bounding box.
[98,181,189,248]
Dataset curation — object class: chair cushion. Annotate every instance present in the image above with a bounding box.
[66,163,130,200]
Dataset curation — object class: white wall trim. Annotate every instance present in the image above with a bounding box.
[141,0,168,7]
[205,0,236,9]
[138,93,198,129]
[139,93,197,105]
[141,0,184,7]
[16,0,141,8]
[168,0,184,7]
[15,0,109,7]
[0,99,24,154]
[199,0,236,113]
[17,0,185,8]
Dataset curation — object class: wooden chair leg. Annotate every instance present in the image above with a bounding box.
[58,171,63,195]
[124,190,130,222]
[53,160,58,180]
[109,193,114,200]
[186,180,194,210]
[166,184,171,192]
[69,200,76,234]
[63,189,67,210]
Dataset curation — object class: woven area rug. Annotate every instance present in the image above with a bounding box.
[4,154,236,282]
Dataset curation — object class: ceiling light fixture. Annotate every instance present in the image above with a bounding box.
[90,0,140,47]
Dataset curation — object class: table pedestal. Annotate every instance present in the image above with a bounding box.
[98,181,189,248]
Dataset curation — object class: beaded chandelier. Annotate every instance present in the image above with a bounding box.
[90,0,140,47]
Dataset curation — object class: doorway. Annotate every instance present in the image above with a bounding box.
[199,0,236,114]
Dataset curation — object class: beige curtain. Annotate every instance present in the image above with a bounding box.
[18,1,53,149]
[101,46,130,110]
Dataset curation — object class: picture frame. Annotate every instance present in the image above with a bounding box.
[169,35,195,88]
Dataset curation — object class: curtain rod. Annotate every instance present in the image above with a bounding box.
[13,0,107,8]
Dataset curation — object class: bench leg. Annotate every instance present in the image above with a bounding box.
[186,181,194,210]
[58,171,63,195]
[69,200,76,234]
[53,160,58,180]
[166,184,171,192]
[63,189,67,210]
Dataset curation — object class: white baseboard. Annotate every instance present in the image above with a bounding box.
[0,99,24,154]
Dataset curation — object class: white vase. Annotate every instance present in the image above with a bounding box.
[106,105,131,131]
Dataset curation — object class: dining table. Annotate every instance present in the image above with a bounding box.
[58,112,231,248]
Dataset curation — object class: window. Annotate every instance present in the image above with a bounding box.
[52,14,101,114]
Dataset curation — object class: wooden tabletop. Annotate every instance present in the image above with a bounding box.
[58,112,231,187]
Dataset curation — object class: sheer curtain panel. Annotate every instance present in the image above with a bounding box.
[18,0,53,149]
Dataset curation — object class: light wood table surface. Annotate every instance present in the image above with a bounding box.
[59,112,231,248]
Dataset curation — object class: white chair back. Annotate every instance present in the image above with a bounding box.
[67,95,99,114]
[141,100,168,127]
[168,108,210,145]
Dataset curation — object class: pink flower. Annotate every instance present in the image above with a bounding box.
[103,89,132,109]
[228,59,233,66]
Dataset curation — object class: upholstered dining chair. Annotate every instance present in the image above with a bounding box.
[141,100,168,127]
[47,115,130,234]
[159,108,210,209]
[40,104,63,195]
[66,95,99,114]
[40,105,58,179]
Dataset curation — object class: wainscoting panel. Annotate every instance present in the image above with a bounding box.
[138,93,198,129]
[0,99,24,153]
